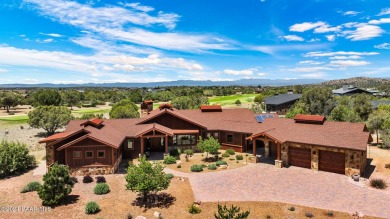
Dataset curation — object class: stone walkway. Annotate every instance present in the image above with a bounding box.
[32,161,47,176]
[165,164,390,218]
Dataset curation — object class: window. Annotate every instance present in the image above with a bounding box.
[74,151,81,159]
[127,139,134,150]
[227,134,233,143]
[213,132,219,139]
[97,150,105,158]
[85,151,93,158]
[174,135,196,145]
[206,132,211,138]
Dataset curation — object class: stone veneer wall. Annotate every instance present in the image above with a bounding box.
[345,150,365,176]
[281,143,288,164]
[46,145,55,166]
[70,166,115,176]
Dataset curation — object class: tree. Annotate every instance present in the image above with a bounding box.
[1,92,21,113]
[367,111,388,144]
[38,163,74,206]
[0,140,35,178]
[293,85,303,94]
[28,106,73,135]
[253,94,264,104]
[235,99,241,106]
[353,94,373,121]
[33,89,62,106]
[329,105,361,122]
[172,95,209,110]
[79,113,104,120]
[125,156,171,202]
[196,137,221,159]
[63,90,81,110]
[299,86,335,116]
[214,204,250,219]
[285,102,306,118]
[109,99,139,119]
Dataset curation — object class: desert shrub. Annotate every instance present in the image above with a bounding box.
[163,156,177,164]
[214,203,250,219]
[326,211,334,217]
[226,149,235,155]
[70,176,78,184]
[191,164,204,172]
[127,213,133,219]
[229,158,235,161]
[370,178,387,189]
[169,148,180,157]
[288,206,295,211]
[216,160,227,166]
[184,149,194,156]
[83,175,93,183]
[166,173,174,180]
[222,152,230,158]
[21,181,42,193]
[208,164,217,170]
[85,201,100,214]
[188,204,202,214]
[235,155,243,160]
[385,163,390,169]
[305,212,314,218]
[96,176,106,183]
[266,215,271,219]
[0,140,36,178]
[94,183,110,195]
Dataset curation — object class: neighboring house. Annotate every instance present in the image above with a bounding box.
[264,94,302,114]
[332,85,372,96]
[371,100,390,110]
[40,104,371,176]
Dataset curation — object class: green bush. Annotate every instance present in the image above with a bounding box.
[163,156,177,164]
[226,149,235,155]
[94,183,110,195]
[21,181,42,193]
[191,164,204,172]
[166,173,174,180]
[326,211,334,217]
[83,175,93,183]
[188,204,202,214]
[288,206,295,211]
[184,149,194,156]
[85,201,100,214]
[207,164,217,170]
[169,148,180,157]
[222,152,230,158]
[214,204,250,219]
[216,160,227,166]
[96,176,106,183]
[0,140,36,178]
[235,154,243,160]
[70,177,78,185]
[370,178,387,189]
[305,212,314,218]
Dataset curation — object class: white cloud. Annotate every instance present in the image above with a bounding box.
[253,43,329,55]
[343,24,384,41]
[168,58,204,71]
[288,67,333,72]
[329,55,361,60]
[257,72,266,76]
[223,69,254,75]
[326,35,335,41]
[341,11,361,16]
[298,60,324,65]
[120,2,154,12]
[289,21,326,32]
[23,78,39,83]
[40,33,63,37]
[0,69,8,73]
[368,18,390,25]
[299,73,326,78]
[314,24,341,33]
[282,35,304,41]
[304,51,379,57]
[378,8,390,16]
[308,38,320,42]
[374,43,390,50]
[330,60,370,67]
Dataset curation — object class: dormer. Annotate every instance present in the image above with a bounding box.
[200,105,222,112]
[159,103,174,110]
[80,118,104,128]
[294,114,325,125]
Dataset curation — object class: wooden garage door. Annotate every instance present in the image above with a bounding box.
[319,150,345,174]
[289,147,311,169]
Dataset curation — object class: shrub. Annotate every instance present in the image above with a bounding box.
[163,156,177,164]
[266,215,271,219]
[191,164,204,172]
[96,176,106,183]
[216,160,228,166]
[226,149,235,155]
[370,178,387,189]
[235,154,243,160]
[85,201,100,214]
[385,163,390,169]
[229,158,235,161]
[83,175,93,183]
[94,183,110,195]
[169,148,180,157]
[288,206,295,211]
[184,149,194,156]
[21,181,42,193]
[326,211,334,217]
[166,173,174,180]
[305,212,314,218]
[0,140,36,178]
[127,213,133,219]
[208,164,217,170]
[70,176,78,185]
[214,204,250,219]
[222,152,230,158]
[188,204,202,214]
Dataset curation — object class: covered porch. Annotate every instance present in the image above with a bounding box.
[246,133,283,168]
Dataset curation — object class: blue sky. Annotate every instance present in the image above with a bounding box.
[0,0,389,84]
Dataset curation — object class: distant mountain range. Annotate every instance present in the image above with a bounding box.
[0,78,326,88]
[321,77,390,87]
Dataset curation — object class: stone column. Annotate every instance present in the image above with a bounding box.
[165,135,168,154]
[252,139,256,156]
[311,147,318,171]
[275,142,283,168]
[264,140,270,158]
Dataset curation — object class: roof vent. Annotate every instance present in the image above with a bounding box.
[294,114,325,124]
[80,118,104,128]
[159,103,173,110]
[200,105,222,112]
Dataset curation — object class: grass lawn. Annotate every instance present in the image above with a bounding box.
[0,115,29,124]
[71,108,111,114]
[208,94,257,106]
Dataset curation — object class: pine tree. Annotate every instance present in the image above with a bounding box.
[214,204,250,219]
[38,163,74,206]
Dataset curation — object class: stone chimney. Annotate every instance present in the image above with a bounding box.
[141,100,153,118]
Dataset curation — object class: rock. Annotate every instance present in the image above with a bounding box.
[153,211,161,218]
[194,200,202,205]
[176,160,182,165]
[219,165,228,169]
[180,177,185,181]
[135,216,147,219]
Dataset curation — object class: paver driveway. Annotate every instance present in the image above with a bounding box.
[165,163,390,218]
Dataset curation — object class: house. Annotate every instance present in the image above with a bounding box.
[371,100,390,110]
[332,85,372,96]
[264,94,302,114]
[39,104,371,176]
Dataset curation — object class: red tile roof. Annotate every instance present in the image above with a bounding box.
[80,118,104,127]
[38,131,76,143]
[200,105,222,112]
[294,114,326,124]
[158,103,173,110]
[144,100,153,104]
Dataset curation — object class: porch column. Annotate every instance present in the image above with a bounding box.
[140,137,144,156]
[252,139,256,156]
[275,142,283,168]
[264,140,270,158]
[165,135,168,154]
[277,142,281,160]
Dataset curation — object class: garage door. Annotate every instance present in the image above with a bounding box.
[289,147,311,169]
[319,150,345,174]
